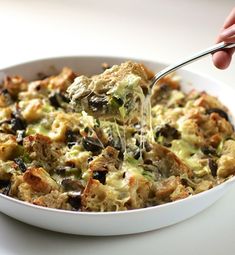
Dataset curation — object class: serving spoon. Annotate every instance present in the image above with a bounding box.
[150,41,235,89]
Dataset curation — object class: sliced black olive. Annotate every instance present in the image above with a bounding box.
[84,127,90,134]
[67,142,76,148]
[65,130,76,142]
[133,149,141,159]
[88,94,108,112]
[14,158,27,172]
[82,137,103,152]
[155,124,180,147]
[112,97,124,106]
[60,93,70,103]
[180,178,188,186]
[208,159,218,177]
[201,146,217,156]
[109,96,124,112]
[49,93,60,108]
[135,139,140,147]
[65,130,80,148]
[155,124,180,140]
[141,86,149,96]
[1,181,11,195]
[118,150,124,161]
[49,92,70,108]
[2,184,11,195]
[0,179,11,195]
[0,180,10,189]
[10,112,26,133]
[11,117,26,132]
[206,108,229,121]
[93,171,108,185]
[67,193,81,210]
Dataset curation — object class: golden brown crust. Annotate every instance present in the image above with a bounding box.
[92,61,150,92]
[32,190,71,209]
[23,167,58,193]
[23,134,60,170]
[89,146,120,172]
[0,134,18,161]
[144,143,193,177]
[48,67,76,92]
[3,75,28,98]
[155,176,180,200]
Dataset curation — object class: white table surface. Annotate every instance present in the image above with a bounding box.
[0,0,235,254]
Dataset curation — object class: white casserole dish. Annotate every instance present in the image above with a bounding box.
[0,56,235,236]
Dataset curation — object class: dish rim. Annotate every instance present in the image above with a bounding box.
[0,176,235,216]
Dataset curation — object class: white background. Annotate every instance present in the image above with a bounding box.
[0,0,235,254]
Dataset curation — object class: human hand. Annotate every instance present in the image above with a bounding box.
[213,8,235,69]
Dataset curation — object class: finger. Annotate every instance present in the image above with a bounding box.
[220,24,235,40]
[213,30,235,69]
[223,7,235,29]
[224,37,235,43]
[213,25,235,70]
[212,8,235,69]
[212,50,233,69]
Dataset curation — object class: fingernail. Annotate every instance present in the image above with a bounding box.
[221,28,233,38]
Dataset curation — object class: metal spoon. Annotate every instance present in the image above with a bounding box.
[150,41,235,89]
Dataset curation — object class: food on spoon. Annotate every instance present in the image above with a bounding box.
[67,61,152,122]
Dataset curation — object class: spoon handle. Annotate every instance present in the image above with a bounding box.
[150,42,235,89]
